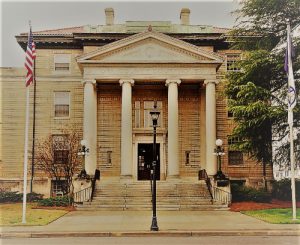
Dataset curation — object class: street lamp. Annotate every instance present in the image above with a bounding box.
[77,140,89,179]
[213,139,226,180]
[150,102,160,231]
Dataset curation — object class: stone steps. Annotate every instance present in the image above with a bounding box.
[76,179,227,211]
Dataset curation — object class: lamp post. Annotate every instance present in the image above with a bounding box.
[77,140,89,178]
[150,102,160,231]
[213,139,226,180]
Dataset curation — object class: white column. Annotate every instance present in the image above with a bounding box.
[83,79,97,175]
[120,79,134,178]
[166,79,181,178]
[205,80,218,176]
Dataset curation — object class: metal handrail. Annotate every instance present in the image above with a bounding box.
[90,171,98,202]
[212,186,232,205]
[199,169,231,205]
[74,185,92,203]
[74,169,100,203]
[199,169,213,199]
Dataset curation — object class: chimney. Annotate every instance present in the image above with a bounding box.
[105,8,114,25]
[180,8,190,25]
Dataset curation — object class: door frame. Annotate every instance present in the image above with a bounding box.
[133,134,166,181]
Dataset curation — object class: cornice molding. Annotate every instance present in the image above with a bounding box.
[77,30,224,64]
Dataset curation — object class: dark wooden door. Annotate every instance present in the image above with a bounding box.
[138,143,160,180]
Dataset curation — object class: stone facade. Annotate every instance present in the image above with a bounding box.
[0,8,273,197]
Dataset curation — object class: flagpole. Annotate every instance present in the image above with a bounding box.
[22,88,30,224]
[289,117,297,221]
[287,22,297,221]
[30,58,36,193]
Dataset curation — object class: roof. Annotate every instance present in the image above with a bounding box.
[21,26,85,36]
[20,22,230,36]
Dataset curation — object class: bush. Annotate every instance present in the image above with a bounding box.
[0,191,43,203]
[271,179,300,201]
[0,191,22,203]
[38,196,73,207]
[231,184,272,203]
[27,192,44,202]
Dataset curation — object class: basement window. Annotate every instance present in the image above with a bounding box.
[51,180,67,197]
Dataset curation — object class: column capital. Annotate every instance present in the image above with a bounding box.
[204,80,219,85]
[119,79,134,86]
[82,79,96,85]
[165,79,181,87]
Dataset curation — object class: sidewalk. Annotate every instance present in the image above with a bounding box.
[1,210,300,238]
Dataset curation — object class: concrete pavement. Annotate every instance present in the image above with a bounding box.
[1,210,300,238]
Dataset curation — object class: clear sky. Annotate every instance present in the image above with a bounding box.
[0,0,239,67]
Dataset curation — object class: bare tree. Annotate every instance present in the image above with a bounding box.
[35,128,82,199]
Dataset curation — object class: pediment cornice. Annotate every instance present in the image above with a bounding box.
[77,30,223,65]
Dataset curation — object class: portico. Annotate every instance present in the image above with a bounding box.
[78,30,223,180]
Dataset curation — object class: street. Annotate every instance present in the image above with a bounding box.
[1,236,299,245]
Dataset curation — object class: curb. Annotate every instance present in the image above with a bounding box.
[1,230,300,238]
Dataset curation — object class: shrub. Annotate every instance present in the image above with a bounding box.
[0,191,22,203]
[0,191,43,203]
[38,196,73,207]
[27,192,44,202]
[231,184,272,203]
[271,179,300,201]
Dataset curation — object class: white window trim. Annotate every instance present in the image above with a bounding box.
[53,91,71,119]
[53,54,71,74]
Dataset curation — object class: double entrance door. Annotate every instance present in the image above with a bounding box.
[137,143,160,181]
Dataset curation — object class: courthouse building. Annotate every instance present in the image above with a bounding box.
[0,8,273,200]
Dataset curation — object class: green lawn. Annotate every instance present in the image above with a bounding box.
[0,203,68,226]
[242,208,300,224]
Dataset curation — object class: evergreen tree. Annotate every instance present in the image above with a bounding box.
[225,0,300,188]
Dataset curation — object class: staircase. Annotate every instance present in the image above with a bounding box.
[76,178,229,211]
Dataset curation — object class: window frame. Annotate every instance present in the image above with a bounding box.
[228,135,244,166]
[134,101,141,128]
[53,54,71,73]
[52,134,70,165]
[228,150,244,166]
[54,91,71,119]
[143,101,163,128]
[226,53,241,72]
[51,179,68,197]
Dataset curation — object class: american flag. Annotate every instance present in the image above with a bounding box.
[25,25,36,87]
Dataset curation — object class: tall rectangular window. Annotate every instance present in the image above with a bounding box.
[144,101,162,128]
[226,54,241,72]
[54,54,70,71]
[185,151,191,165]
[228,135,244,165]
[134,101,141,128]
[52,135,69,164]
[107,151,112,165]
[54,91,70,117]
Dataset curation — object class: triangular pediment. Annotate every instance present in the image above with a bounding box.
[77,31,223,65]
